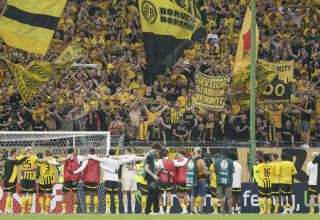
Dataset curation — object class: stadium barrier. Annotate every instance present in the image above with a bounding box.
[0,183,315,213]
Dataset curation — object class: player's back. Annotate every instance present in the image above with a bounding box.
[38,158,56,185]
[257,163,272,188]
[18,155,38,180]
[278,160,297,184]
[270,161,280,184]
[122,159,136,180]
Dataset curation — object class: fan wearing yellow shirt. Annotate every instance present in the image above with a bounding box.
[256,154,273,214]
[37,150,60,214]
[136,162,148,213]
[270,153,280,213]
[277,153,297,214]
[17,147,46,214]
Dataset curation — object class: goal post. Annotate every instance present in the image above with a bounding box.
[0,131,111,156]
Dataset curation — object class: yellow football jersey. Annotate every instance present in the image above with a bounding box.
[270,161,280,184]
[17,155,38,180]
[136,163,147,185]
[37,158,57,185]
[257,163,272,188]
[277,161,297,184]
[209,164,217,188]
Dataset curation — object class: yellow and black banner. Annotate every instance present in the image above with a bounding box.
[0,56,59,102]
[194,72,230,110]
[55,41,84,64]
[0,0,67,55]
[259,59,294,102]
[138,0,199,81]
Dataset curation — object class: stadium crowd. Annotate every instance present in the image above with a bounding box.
[0,0,320,147]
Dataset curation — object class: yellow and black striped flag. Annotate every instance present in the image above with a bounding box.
[0,0,67,55]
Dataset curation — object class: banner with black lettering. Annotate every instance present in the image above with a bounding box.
[194,73,230,110]
[138,0,199,83]
[258,59,294,102]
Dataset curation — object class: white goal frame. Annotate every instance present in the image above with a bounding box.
[0,131,111,154]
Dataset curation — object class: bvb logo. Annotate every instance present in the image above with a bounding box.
[142,0,157,24]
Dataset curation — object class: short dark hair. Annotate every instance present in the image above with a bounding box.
[273,153,278,160]
[281,153,287,160]
[159,149,169,158]
[44,150,52,157]
[67,148,75,154]
[151,142,162,150]
[9,148,17,156]
[109,149,116,155]
[88,148,95,155]
[227,152,238,161]
[263,154,271,162]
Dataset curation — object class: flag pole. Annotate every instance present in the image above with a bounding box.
[249,0,257,181]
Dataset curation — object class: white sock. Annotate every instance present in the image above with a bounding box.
[123,194,128,213]
[131,193,136,214]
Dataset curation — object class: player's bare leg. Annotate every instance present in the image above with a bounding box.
[131,191,136,214]
[281,195,288,214]
[197,196,205,213]
[309,194,315,214]
[177,192,187,214]
[273,195,279,213]
[190,196,196,214]
[123,191,129,213]
[317,193,320,214]
[159,193,164,214]
[232,194,241,214]
[166,191,171,214]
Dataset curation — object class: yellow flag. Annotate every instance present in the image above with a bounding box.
[54,42,84,64]
[234,8,259,82]
[0,0,67,55]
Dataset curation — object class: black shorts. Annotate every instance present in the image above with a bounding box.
[176,183,190,193]
[258,186,271,198]
[4,180,16,193]
[105,181,119,193]
[39,184,53,194]
[271,184,280,196]
[232,188,241,196]
[137,183,148,195]
[280,184,292,196]
[158,182,174,192]
[62,180,78,193]
[20,179,36,194]
[83,182,99,192]
[208,186,217,198]
[308,185,320,195]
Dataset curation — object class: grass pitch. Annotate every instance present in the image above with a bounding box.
[0,214,317,220]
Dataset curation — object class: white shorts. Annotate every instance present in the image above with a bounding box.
[122,178,137,192]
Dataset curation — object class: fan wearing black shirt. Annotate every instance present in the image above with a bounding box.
[173,117,189,142]
[223,116,237,143]
[295,95,315,148]
[280,120,295,147]
[147,118,166,143]
[236,115,249,142]
[31,114,47,131]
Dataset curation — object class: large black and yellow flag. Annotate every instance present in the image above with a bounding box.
[0,56,61,102]
[0,0,67,55]
[138,0,200,83]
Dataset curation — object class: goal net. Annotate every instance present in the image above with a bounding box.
[0,131,114,214]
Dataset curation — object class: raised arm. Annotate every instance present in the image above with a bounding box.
[73,159,88,174]
[99,163,116,173]
[173,158,188,167]
[88,154,109,163]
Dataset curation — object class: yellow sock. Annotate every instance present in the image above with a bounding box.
[181,202,186,209]
[39,196,44,213]
[62,202,66,212]
[86,195,91,213]
[45,197,50,213]
[114,194,119,212]
[73,204,78,213]
[259,198,264,213]
[27,196,33,213]
[21,195,26,213]
[167,205,171,212]
[196,197,199,208]
[5,196,12,212]
[94,196,99,213]
[141,195,147,212]
[213,198,218,213]
[274,203,279,213]
[267,198,272,213]
[105,194,111,213]
[310,205,314,214]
